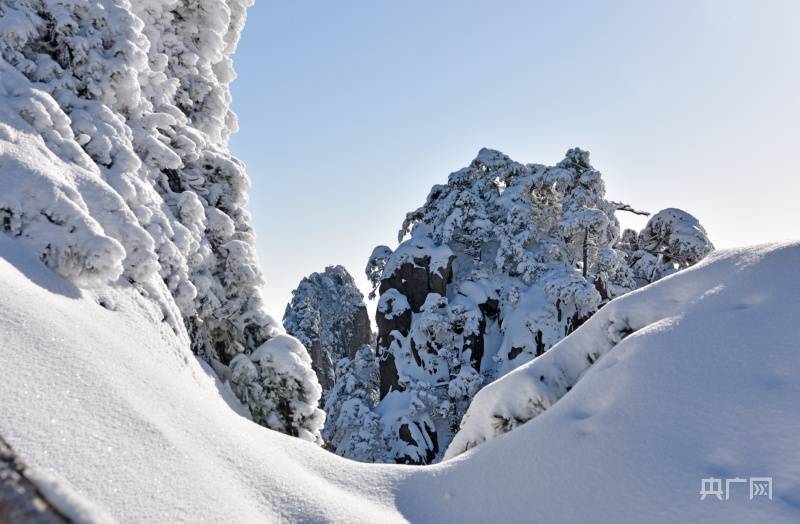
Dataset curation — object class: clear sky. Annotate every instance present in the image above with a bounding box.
[229,0,800,319]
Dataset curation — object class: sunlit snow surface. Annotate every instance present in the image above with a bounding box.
[2,234,799,522]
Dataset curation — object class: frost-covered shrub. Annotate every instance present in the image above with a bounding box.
[321,345,386,460]
[366,245,392,300]
[283,266,372,391]
[230,334,325,444]
[0,0,322,444]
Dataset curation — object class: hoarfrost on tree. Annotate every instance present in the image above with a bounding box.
[321,345,386,461]
[349,147,713,464]
[283,265,372,392]
[0,0,322,443]
[621,208,714,285]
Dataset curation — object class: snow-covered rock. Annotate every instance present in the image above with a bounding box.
[364,147,713,463]
[283,265,372,391]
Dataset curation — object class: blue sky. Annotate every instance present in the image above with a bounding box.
[229,0,800,318]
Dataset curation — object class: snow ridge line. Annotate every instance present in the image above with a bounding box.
[444,245,744,459]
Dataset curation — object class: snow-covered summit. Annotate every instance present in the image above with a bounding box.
[283,265,372,391]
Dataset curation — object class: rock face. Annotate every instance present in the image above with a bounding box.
[284,266,372,391]
[375,239,455,400]
[0,437,68,523]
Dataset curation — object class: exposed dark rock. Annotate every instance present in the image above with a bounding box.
[377,331,402,399]
[0,437,70,524]
[379,262,432,313]
[397,422,438,465]
[375,255,456,402]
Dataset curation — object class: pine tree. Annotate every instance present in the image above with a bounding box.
[622,208,714,285]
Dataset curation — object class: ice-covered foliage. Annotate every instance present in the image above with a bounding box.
[621,208,714,285]
[321,345,386,460]
[230,334,325,444]
[355,148,713,464]
[283,265,372,391]
[0,0,321,443]
[366,245,392,300]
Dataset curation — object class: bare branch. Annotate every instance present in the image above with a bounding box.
[611,201,650,216]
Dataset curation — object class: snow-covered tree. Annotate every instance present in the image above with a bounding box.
[230,334,325,444]
[0,0,321,444]
[366,245,392,300]
[321,345,386,460]
[347,148,713,464]
[622,208,714,285]
[283,265,372,391]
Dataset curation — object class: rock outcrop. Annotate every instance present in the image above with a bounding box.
[360,148,714,464]
[284,265,372,391]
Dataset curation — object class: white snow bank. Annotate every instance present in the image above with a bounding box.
[447,241,791,457]
[0,235,401,522]
[2,235,799,522]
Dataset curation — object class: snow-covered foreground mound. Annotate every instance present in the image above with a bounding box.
[2,235,799,523]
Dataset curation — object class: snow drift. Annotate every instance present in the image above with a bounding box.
[2,234,798,522]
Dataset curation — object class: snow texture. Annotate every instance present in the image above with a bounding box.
[0,0,323,442]
[2,233,798,523]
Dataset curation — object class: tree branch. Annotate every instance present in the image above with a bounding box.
[611,201,650,216]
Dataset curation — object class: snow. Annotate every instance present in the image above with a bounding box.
[377,288,411,319]
[26,468,116,524]
[2,234,799,522]
[0,234,397,522]
[382,234,454,281]
[0,0,321,441]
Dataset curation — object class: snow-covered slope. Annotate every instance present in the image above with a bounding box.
[2,234,798,522]
[0,0,324,443]
[0,234,399,522]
